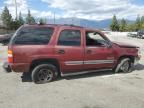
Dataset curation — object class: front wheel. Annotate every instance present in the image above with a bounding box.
[114,58,132,73]
[31,64,58,84]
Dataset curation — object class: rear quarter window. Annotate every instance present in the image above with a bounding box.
[13,27,54,45]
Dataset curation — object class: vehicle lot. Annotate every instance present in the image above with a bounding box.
[0,34,144,108]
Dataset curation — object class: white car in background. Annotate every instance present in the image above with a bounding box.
[127,32,137,38]
[137,30,144,39]
[102,31,112,37]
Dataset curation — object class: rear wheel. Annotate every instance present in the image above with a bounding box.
[114,58,132,73]
[31,64,58,84]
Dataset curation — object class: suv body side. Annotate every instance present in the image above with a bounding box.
[8,25,140,75]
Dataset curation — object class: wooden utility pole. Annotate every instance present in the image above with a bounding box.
[54,12,55,24]
[14,0,18,20]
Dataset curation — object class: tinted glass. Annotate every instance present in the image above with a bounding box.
[14,27,54,45]
[58,30,81,46]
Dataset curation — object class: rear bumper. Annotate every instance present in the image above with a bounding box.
[2,62,12,73]
[2,62,30,73]
[10,63,30,72]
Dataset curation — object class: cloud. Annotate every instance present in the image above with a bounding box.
[1,0,53,19]
[3,0,28,17]
[41,0,144,20]
[1,0,144,21]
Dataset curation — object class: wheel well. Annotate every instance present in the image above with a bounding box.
[30,58,60,74]
[118,55,135,63]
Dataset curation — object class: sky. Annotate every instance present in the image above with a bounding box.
[0,0,144,21]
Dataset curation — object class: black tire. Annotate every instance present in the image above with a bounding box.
[31,64,58,84]
[113,58,132,73]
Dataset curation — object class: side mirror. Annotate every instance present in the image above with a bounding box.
[107,42,112,48]
[105,41,112,48]
[107,43,112,48]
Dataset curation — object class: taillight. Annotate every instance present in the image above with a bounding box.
[8,50,13,63]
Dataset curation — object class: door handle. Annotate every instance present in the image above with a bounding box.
[86,50,92,54]
[58,49,65,54]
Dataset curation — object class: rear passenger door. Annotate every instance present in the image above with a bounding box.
[55,28,84,74]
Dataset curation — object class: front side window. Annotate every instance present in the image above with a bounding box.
[86,31,107,46]
[58,30,81,46]
[14,27,54,45]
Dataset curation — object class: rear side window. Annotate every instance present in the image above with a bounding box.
[58,30,81,46]
[14,27,54,45]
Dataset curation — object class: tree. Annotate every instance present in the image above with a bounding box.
[135,15,141,31]
[110,15,120,31]
[141,16,144,24]
[39,18,47,24]
[26,10,35,24]
[18,12,24,25]
[39,18,44,24]
[126,23,136,32]
[120,18,127,32]
[141,16,144,29]
[9,12,24,30]
[1,6,12,29]
[10,20,20,30]
[44,18,47,24]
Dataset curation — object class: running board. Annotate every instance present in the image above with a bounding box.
[61,69,112,77]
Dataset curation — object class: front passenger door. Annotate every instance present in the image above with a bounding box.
[84,30,115,70]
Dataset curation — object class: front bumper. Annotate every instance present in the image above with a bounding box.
[2,62,12,73]
[134,56,141,65]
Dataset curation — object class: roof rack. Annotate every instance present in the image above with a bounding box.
[63,24,83,28]
[24,23,84,28]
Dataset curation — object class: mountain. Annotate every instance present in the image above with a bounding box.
[47,18,112,29]
[37,18,134,29]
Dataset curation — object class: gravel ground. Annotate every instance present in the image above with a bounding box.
[0,35,144,108]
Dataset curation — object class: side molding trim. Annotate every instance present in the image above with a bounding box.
[61,69,112,77]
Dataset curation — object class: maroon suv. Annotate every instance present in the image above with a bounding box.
[6,24,140,84]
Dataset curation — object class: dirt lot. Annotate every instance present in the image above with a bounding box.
[0,34,144,108]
